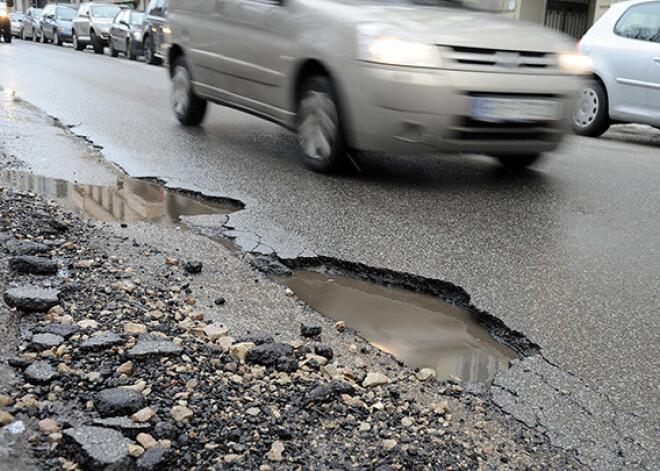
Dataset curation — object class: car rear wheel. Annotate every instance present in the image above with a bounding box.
[171,55,208,126]
[494,153,543,170]
[41,29,49,43]
[297,76,348,173]
[109,37,118,57]
[572,80,610,137]
[73,31,84,51]
[54,30,62,46]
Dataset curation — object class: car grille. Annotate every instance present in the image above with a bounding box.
[442,46,559,73]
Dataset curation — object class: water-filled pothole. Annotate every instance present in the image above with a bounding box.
[1,170,237,226]
[2,169,517,382]
[279,269,517,383]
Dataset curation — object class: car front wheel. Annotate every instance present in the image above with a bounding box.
[296,76,348,173]
[572,80,610,137]
[91,30,103,54]
[73,31,84,50]
[171,55,208,126]
[109,36,118,57]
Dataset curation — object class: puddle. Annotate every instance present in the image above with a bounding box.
[280,270,517,383]
[1,170,236,227]
[2,167,516,382]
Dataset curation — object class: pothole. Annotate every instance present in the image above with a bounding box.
[1,170,237,226]
[2,168,523,383]
[278,268,518,383]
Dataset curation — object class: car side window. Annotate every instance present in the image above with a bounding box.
[614,2,660,42]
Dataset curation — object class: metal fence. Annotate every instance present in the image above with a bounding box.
[545,0,591,38]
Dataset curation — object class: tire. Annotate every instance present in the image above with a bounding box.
[296,76,348,173]
[54,31,62,46]
[91,30,103,54]
[572,79,610,137]
[144,35,161,65]
[128,39,137,60]
[3,30,11,44]
[32,28,37,42]
[73,31,84,50]
[171,55,208,126]
[109,37,118,57]
[495,153,543,170]
[21,28,25,40]
[41,29,48,44]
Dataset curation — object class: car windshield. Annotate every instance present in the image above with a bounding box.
[9,13,23,20]
[130,12,144,25]
[32,9,43,17]
[57,8,76,21]
[91,6,121,18]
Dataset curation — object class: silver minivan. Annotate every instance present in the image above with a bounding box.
[573,0,660,137]
[168,0,588,173]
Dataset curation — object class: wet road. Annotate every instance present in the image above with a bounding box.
[2,41,660,446]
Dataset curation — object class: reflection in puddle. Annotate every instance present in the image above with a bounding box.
[1,170,236,226]
[281,270,517,383]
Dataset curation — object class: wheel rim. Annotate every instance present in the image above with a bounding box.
[298,90,337,162]
[172,65,191,116]
[574,87,600,129]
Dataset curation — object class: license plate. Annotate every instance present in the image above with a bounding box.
[470,97,562,123]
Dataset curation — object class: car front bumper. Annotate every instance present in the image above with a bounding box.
[342,63,582,155]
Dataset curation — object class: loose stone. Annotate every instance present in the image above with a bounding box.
[417,368,436,381]
[5,239,50,256]
[62,426,130,470]
[308,380,355,403]
[136,433,158,450]
[245,342,295,367]
[128,334,182,359]
[0,411,14,426]
[234,334,274,345]
[38,419,60,433]
[382,439,398,450]
[0,394,12,407]
[183,261,203,273]
[25,360,58,384]
[95,388,145,417]
[29,333,64,350]
[300,323,322,338]
[136,448,173,471]
[314,344,334,360]
[116,361,134,375]
[123,322,148,335]
[80,333,123,351]
[91,417,151,439]
[40,323,78,339]
[266,440,285,462]
[9,256,59,275]
[132,407,156,423]
[170,405,193,422]
[4,287,60,312]
[363,372,390,388]
[203,322,230,341]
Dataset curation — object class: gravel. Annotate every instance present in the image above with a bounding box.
[0,187,582,470]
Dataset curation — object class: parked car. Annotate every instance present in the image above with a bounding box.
[20,7,42,41]
[72,2,123,54]
[40,4,76,45]
[9,12,22,38]
[573,0,660,136]
[0,1,11,43]
[109,9,143,59]
[168,0,588,172]
[141,0,169,65]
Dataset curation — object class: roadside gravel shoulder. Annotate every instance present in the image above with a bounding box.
[0,187,582,470]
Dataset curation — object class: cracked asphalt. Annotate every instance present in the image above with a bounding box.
[1,41,659,468]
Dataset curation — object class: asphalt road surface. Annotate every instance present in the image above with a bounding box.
[2,40,659,465]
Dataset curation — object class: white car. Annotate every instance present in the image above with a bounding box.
[573,0,660,136]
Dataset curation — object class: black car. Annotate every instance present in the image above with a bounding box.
[141,0,168,65]
[40,4,76,45]
[20,6,42,41]
[109,9,143,59]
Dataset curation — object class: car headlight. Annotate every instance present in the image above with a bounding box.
[357,23,441,68]
[557,52,593,75]
[0,9,8,19]
[133,31,140,39]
